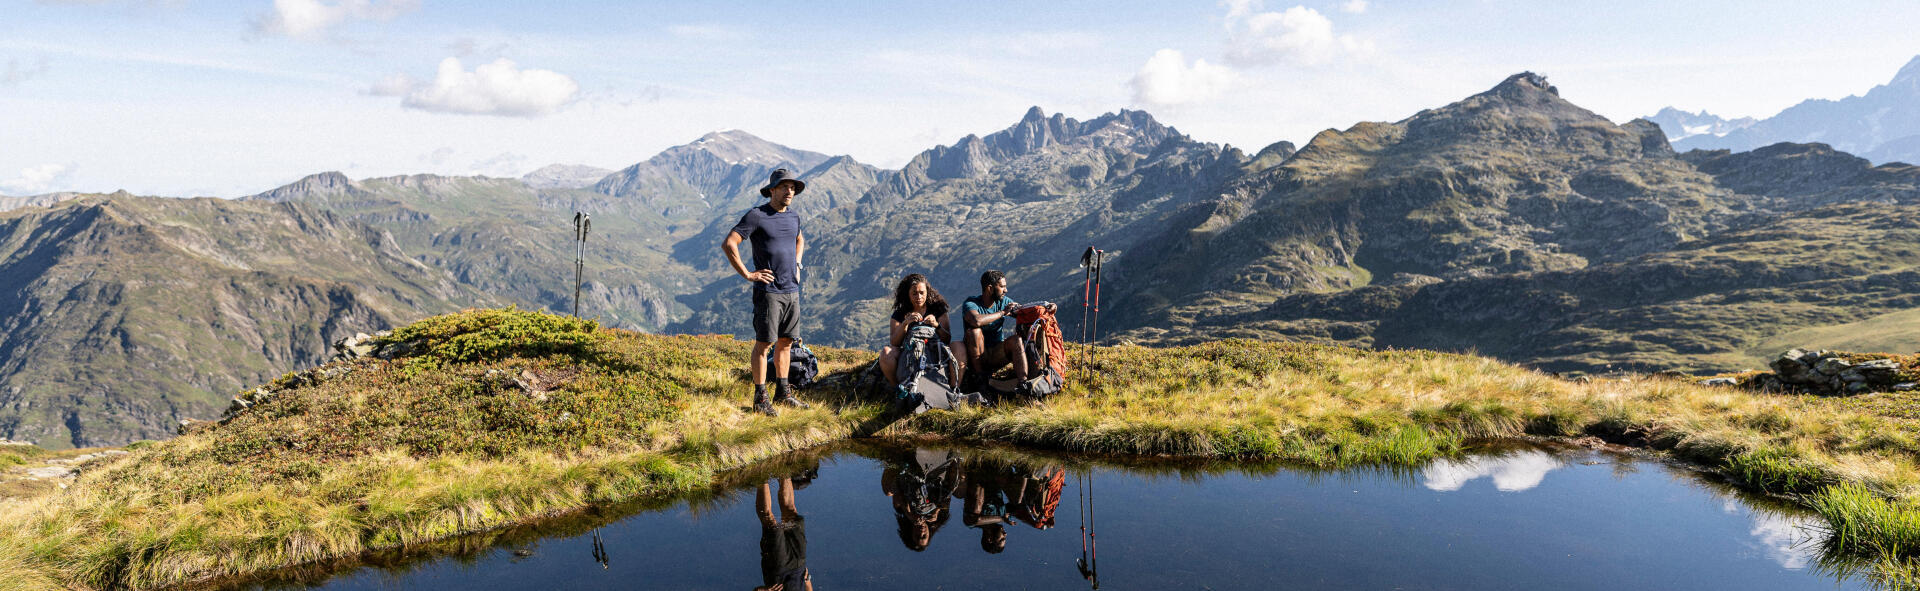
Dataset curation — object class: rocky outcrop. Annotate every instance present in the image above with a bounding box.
[1712,349,1919,395]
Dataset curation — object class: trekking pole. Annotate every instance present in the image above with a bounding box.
[1079,247,1095,385]
[572,212,591,317]
[1089,250,1104,367]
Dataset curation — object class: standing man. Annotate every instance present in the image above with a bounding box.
[723,168,810,416]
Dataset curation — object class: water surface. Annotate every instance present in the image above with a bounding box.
[228,441,1864,590]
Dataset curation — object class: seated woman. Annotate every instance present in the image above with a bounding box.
[878,274,965,387]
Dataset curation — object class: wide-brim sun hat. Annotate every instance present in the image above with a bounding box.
[759,168,807,197]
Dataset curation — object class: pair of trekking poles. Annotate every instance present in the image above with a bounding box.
[1076,246,1103,590]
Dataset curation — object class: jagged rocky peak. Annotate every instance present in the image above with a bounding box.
[1395,71,1656,157]
[1497,71,1557,96]
[1643,107,1758,143]
[920,106,1185,179]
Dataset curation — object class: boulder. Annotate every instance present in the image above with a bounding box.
[1699,377,1740,387]
[1770,350,1815,383]
[1855,359,1904,385]
[1815,357,1855,376]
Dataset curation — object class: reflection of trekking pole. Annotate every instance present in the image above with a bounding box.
[591,526,609,569]
[1076,468,1098,589]
[572,212,591,317]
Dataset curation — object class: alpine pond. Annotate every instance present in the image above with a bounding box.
[215,441,1873,591]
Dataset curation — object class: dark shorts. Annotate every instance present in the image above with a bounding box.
[752,290,800,343]
[760,519,807,587]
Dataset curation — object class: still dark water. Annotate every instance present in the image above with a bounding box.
[230,441,1867,590]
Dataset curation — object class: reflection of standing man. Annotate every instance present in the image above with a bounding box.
[723,168,810,416]
[754,476,811,591]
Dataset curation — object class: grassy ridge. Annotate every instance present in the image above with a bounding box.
[0,309,876,591]
[916,341,1920,493]
[7,308,1920,590]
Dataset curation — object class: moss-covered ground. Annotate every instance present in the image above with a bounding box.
[6,307,1920,590]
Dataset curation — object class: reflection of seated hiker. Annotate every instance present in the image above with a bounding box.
[963,463,1014,554]
[881,448,965,552]
[878,274,963,387]
[755,476,812,591]
[962,459,1067,554]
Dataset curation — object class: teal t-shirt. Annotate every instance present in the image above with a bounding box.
[962,295,1016,345]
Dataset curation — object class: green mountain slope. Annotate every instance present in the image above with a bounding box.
[1109,76,1920,373]
[0,196,494,447]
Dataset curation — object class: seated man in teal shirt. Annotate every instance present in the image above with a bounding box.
[962,270,1029,387]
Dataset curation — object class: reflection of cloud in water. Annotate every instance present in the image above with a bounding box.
[1722,499,1821,570]
[1422,451,1563,492]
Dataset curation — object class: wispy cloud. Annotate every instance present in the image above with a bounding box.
[1339,0,1368,14]
[0,39,343,84]
[2,57,52,86]
[2,163,76,194]
[388,57,579,117]
[253,0,419,40]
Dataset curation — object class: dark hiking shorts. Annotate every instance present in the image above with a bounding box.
[753,290,800,343]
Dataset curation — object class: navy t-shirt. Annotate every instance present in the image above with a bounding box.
[730,204,802,293]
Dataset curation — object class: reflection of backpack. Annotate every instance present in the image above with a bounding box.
[765,339,820,389]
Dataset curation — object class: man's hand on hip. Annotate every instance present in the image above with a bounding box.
[746,269,775,283]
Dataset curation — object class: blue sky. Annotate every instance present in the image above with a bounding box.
[3,0,1918,196]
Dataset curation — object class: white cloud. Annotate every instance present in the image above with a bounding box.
[3,163,75,194]
[254,0,418,40]
[1745,510,1819,569]
[1130,49,1238,107]
[1421,450,1562,492]
[1339,0,1368,14]
[399,58,579,117]
[1222,1,1375,67]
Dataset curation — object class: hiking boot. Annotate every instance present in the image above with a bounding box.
[752,398,778,417]
[775,395,811,410]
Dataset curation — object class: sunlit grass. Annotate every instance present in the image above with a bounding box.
[8,309,1920,589]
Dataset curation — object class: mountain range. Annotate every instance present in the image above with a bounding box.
[1651,55,1920,166]
[5,71,1920,448]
